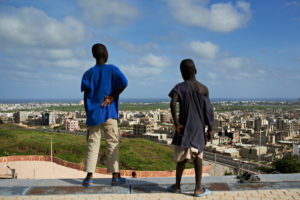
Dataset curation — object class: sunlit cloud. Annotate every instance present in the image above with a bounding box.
[164,0,252,32]
[78,0,139,26]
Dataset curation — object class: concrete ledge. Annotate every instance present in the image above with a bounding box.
[1,174,300,196]
[1,174,300,188]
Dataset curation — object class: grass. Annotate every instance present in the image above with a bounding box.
[0,124,193,170]
[0,124,87,163]
[119,103,170,111]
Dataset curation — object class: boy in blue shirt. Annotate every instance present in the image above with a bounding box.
[81,43,128,187]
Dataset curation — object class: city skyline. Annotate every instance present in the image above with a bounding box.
[0,0,300,99]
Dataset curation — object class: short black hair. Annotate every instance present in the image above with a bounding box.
[180,59,196,80]
[92,43,108,63]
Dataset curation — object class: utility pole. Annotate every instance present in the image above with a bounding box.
[238,160,240,176]
[259,129,261,174]
[33,160,36,179]
[51,136,53,163]
[214,153,216,176]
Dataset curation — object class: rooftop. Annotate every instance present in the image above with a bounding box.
[1,174,300,200]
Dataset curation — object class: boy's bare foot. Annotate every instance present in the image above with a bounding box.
[194,188,205,195]
[167,184,181,193]
[86,172,93,180]
[194,188,212,197]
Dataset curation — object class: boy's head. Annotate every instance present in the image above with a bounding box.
[92,43,108,63]
[180,59,197,80]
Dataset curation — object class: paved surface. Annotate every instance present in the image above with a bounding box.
[0,161,111,179]
[1,174,300,199]
[1,189,299,200]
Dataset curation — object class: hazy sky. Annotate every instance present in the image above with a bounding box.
[0,0,299,99]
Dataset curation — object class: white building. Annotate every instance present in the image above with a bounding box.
[293,143,300,156]
[64,119,80,132]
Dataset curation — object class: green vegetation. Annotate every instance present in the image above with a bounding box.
[53,124,65,130]
[118,138,194,170]
[78,121,87,129]
[259,155,300,173]
[52,102,171,111]
[212,103,300,112]
[48,105,84,112]
[5,103,171,113]
[0,124,87,164]
[46,102,171,112]
[224,170,233,176]
[0,124,193,170]
[119,103,170,111]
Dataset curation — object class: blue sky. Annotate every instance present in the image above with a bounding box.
[0,0,299,99]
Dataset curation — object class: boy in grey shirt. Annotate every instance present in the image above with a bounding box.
[168,59,214,197]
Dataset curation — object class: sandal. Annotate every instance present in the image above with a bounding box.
[167,185,181,193]
[194,188,211,197]
[82,179,93,188]
[111,177,126,186]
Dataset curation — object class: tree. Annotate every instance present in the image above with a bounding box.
[272,155,300,173]
[259,155,300,173]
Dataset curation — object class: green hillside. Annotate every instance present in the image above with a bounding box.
[0,124,193,171]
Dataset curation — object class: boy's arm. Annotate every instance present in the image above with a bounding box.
[83,89,88,112]
[101,86,126,107]
[206,126,212,142]
[205,89,213,141]
[170,93,183,136]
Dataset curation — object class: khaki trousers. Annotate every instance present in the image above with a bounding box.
[173,146,203,162]
[84,118,119,173]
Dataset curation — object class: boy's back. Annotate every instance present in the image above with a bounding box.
[168,59,214,197]
[169,80,213,152]
[190,80,209,98]
[81,64,127,126]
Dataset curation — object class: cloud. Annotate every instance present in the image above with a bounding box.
[207,72,217,80]
[120,54,170,78]
[46,49,74,60]
[78,0,139,26]
[0,5,92,74]
[40,57,91,69]
[120,65,162,77]
[285,0,300,7]
[0,6,85,48]
[150,32,181,42]
[164,0,252,32]
[222,57,243,69]
[214,56,266,81]
[102,36,160,54]
[0,64,81,86]
[140,54,170,68]
[187,41,220,59]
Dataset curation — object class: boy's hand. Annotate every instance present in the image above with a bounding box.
[101,96,114,107]
[176,124,184,136]
[206,130,212,142]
